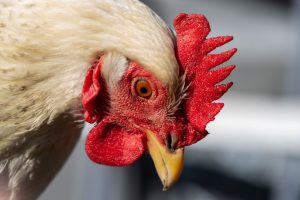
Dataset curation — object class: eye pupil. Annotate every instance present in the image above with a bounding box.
[140,87,148,94]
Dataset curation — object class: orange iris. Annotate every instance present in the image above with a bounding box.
[135,79,152,98]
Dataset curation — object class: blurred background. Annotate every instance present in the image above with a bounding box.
[40,0,300,199]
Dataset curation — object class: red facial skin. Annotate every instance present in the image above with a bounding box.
[110,62,169,130]
[82,13,236,167]
[84,61,187,166]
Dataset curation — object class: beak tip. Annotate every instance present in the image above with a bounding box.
[146,130,184,190]
[162,179,169,191]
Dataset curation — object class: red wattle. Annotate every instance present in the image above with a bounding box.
[85,117,146,166]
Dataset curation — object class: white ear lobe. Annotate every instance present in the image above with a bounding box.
[101,51,128,90]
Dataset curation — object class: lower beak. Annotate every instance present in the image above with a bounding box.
[145,130,184,190]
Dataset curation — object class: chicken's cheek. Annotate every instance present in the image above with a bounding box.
[85,120,146,166]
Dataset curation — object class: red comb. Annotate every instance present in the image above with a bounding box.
[175,13,237,146]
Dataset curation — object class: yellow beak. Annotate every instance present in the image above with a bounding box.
[145,130,184,190]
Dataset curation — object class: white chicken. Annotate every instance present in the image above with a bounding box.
[0,1,178,199]
[0,0,236,199]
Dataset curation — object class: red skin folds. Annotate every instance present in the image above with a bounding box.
[82,58,108,123]
[82,61,101,123]
[82,13,236,166]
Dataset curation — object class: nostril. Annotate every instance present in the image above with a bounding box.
[166,134,172,150]
[166,133,178,151]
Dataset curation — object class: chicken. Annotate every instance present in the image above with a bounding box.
[0,0,236,199]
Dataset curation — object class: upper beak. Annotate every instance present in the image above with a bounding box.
[145,130,184,190]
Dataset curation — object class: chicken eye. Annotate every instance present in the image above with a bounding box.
[135,79,152,98]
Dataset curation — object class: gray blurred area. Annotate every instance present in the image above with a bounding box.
[40,0,300,200]
[143,0,297,96]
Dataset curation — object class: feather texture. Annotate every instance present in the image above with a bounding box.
[0,0,179,198]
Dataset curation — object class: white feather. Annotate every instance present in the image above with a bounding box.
[101,52,128,90]
[0,0,179,151]
[0,0,179,198]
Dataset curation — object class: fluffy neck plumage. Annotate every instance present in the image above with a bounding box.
[0,0,178,139]
[0,0,178,198]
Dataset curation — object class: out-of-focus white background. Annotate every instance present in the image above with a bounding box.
[40,0,300,199]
